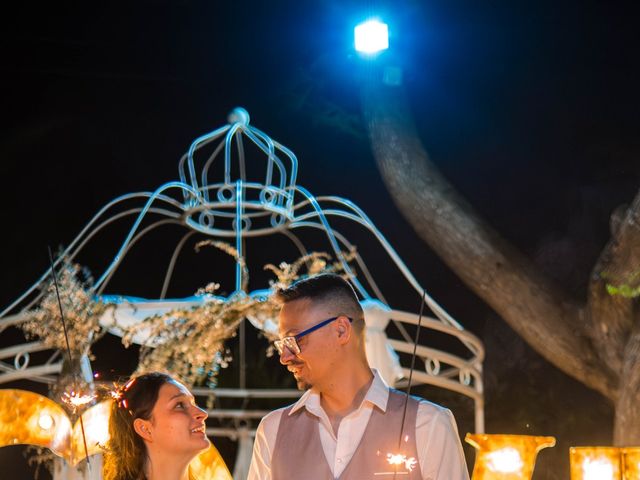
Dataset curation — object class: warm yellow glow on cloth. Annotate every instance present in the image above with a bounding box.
[0,389,72,459]
[70,400,110,463]
[0,390,111,464]
[466,433,555,479]
[190,444,233,480]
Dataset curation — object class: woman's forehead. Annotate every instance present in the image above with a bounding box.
[158,380,192,400]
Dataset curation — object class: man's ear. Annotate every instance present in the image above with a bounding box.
[133,418,153,442]
[335,316,352,344]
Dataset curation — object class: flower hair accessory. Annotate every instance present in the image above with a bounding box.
[110,378,136,411]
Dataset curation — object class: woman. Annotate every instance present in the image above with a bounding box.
[103,372,212,480]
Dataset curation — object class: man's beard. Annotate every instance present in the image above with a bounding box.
[296,378,311,391]
[291,369,311,391]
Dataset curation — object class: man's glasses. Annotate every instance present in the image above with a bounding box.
[274,316,353,355]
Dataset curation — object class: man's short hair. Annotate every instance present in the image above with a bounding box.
[276,274,365,331]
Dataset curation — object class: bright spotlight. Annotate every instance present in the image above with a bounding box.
[354,19,389,54]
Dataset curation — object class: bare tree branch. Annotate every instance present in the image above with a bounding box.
[361,83,618,400]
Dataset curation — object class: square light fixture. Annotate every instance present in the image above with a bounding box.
[354,19,389,54]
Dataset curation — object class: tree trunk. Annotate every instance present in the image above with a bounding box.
[361,81,640,443]
[615,327,640,444]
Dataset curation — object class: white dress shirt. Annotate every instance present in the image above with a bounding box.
[248,370,470,480]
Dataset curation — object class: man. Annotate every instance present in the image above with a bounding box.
[248,274,470,479]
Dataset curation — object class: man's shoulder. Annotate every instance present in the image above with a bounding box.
[259,400,304,427]
[412,397,459,435]
[415,397,450,415]
[387,388,452,421]
[388,388,447,410]
[260,404,290,424]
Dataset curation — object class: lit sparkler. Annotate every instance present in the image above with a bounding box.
[108,389,122,401]
[108,378,136,410]
[379,292,426,478]
[48,247,92,468]
[61,390,97,409]
[387,453,418,472]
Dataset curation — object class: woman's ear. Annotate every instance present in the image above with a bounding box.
[133,418,152,442]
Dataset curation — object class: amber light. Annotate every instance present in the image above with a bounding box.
[621,448,640,480]
[0,389,72,459]
[466,433,556,480]
[570,447,621,480]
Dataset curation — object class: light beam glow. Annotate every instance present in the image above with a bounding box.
[354,20,389,54]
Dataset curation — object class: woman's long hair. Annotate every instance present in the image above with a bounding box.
[103,372,173,480]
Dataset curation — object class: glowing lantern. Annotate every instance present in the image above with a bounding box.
[0,389,112,463]
[621,448,640,480]
[570,447,621,480]
[466,433,556,479]
[0,389,72,459]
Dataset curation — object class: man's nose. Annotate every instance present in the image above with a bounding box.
[279,346,295,365]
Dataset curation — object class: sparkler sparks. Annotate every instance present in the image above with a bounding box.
[48,247,93,468]
[108,378,136,410]
[61,390,96,410]
[386,453,418,472]
[378,292,425,477]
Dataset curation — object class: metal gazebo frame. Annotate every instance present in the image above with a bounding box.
[0,108,484,476]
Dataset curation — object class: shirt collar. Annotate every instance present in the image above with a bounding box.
[289,369,390,416]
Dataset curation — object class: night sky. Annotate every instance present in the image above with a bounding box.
[1,1,639,478]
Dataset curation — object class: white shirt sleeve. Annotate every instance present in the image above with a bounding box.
[247,409,283,480]
[416,403,470,480]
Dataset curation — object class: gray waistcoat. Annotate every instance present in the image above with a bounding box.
[272,389,421,480]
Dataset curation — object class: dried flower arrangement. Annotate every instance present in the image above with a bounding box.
[20,260,112,356]
[122,241,356,387]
